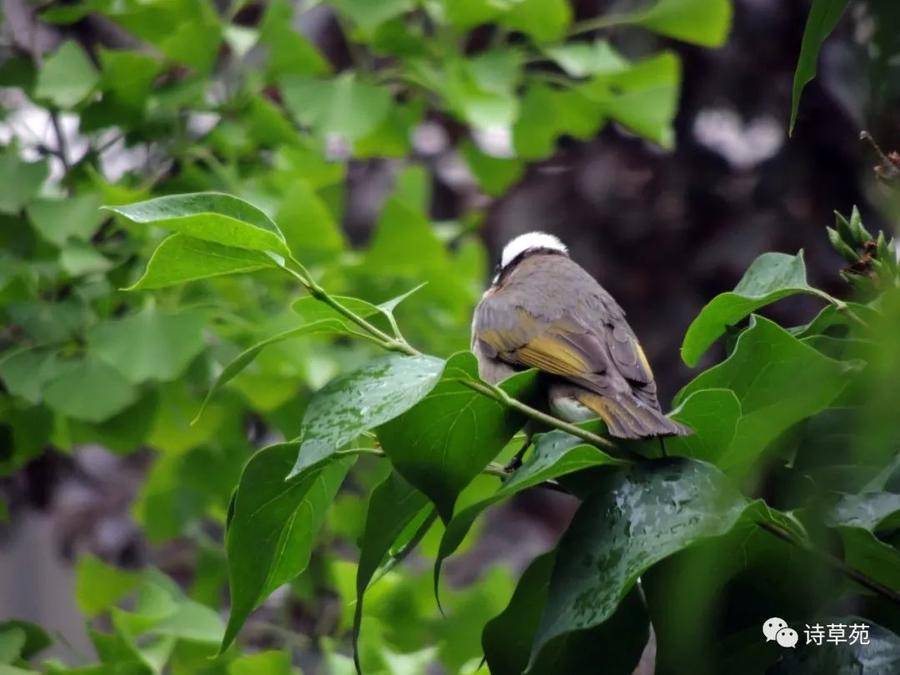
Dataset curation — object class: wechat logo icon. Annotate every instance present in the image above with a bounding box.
[763,617,798,648]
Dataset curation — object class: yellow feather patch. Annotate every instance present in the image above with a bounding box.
[635,342,654,379]
[517,334,588,376]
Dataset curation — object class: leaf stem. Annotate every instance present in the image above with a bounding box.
[756,520,900,606]
[567,14,630,38]
[812,290,871,330]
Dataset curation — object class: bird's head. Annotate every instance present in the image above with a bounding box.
[491,231,569,285]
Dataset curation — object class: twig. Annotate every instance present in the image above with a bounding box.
[50,111,70,173]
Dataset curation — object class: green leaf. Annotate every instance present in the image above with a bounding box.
[75,554,142,617]
[832,527,900,594]
[34,41,99,108]
[98,48,162,112]
[460,141,524,196]
[104,192,289,256]
[87,308,206,384]
[378,351,537,520]
[353,471,430,672]
[593,51,681,149]
[127,233,276,290]
[377,282,428,316]
[0,625,25,664]
[0,149,49,215]
[222,445,353,651]
[259,0,329,79]
[483,553,649,675]
[436,427,621,586]
[666,389,742,464]
[194,319,351,424]
[769,618,900,674]
[26,194,104,246]
[281,73,392,142]
[275,182,345,263]
[789,0,850,135]
[544,40,629,78]
[0,348,60,405]
[825,493,900,593]
[43,356,138,423]
[500,0,571,43]
[59,241,113,276]
[681,251,822,366]
[630,0,733,48]
[441,50,522,130]
[529,459,748,663]
[288,353,445,478]
[229,650,294,675]
[444,0,507,30]
[364,197,450,276]
[291,295,381,332]
[676,316,852,471]
[0,621,51,661]
[332,0,412,36]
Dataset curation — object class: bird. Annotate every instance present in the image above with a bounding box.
[471,231,689,439]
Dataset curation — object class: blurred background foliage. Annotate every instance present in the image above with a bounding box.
[0,0,898,673]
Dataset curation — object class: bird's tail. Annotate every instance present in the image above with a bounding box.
[576,391,691,439]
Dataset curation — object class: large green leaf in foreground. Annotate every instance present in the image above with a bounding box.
[529,459,788,664]
[223,445,353,651]
[681,251,823,366]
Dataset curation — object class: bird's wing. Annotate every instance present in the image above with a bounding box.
[473,257,656,399]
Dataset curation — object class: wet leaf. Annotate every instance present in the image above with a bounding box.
[288,353,446,478]
[378,351,537,521]
[222,445,353,651]
[105,192,289,256]
[826,492,900,532]
[529,459,748,663]
[681,251,822,366]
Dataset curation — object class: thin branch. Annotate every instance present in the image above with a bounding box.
[757,520,900,606]
[50,111,70,173]
[567,14,630,38]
